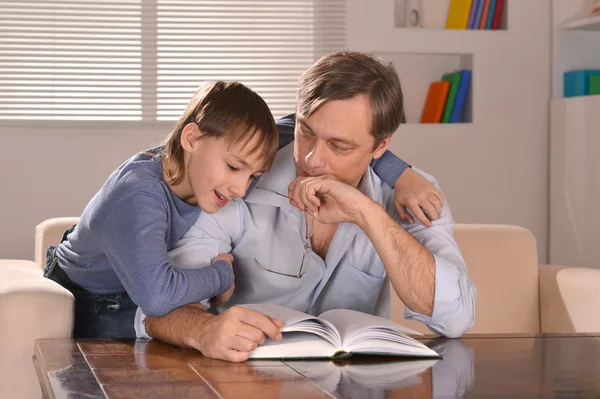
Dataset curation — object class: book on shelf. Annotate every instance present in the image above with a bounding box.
[446,0,473,29]
[491,0,504,29]
[590,75,600,96]
[485,0,497,29]
[467,0,480,29]
[421,81,450,123]
[479,0,491,29]
[473,0,486,28]
[464,0,504,29]
[564,70,600,97]
[242,303,441,360]
[442,72,462,123]
[451,69,472,123]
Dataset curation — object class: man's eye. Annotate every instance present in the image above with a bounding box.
[331,143,350,152]
[227,164,239,172]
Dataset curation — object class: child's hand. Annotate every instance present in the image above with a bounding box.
[211,253,235,307]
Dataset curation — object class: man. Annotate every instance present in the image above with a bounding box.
[138,51,476,362]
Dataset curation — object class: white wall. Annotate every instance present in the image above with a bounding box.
[1,123,167,260]
[1,0,552,264]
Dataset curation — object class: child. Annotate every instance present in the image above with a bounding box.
[44,81,279,338]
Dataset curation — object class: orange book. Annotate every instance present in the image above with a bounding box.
[421,81,450,123]
[479,0,491,29]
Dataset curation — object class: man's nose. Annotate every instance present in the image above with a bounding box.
[305,140,326,170]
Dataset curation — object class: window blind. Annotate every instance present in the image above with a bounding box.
[0,0,144,120]
[0,0,345,122]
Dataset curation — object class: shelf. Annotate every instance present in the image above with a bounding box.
[560,15,600,31]
[393,0,508,30]
[377,52,473,123]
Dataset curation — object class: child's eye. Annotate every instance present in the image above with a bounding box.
[249,175,258,181]
[227,164,239,172]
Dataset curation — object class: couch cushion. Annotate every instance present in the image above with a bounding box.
[0,260,74,399]
[391,224,540,335]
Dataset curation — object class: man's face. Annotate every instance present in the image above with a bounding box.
[293,94,390,187]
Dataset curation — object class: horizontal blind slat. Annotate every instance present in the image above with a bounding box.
[0,0,345,121]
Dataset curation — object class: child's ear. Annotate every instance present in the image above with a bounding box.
[180,123,202,153]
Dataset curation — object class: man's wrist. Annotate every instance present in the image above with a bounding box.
[355,196,384,229]
[183,306,215,349]
[145,303,214,350]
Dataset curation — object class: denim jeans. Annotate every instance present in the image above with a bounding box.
[44,227,137,338]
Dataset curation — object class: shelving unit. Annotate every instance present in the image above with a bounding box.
[377,52,473,123]
[394,0,509,31]
[550,0,600,267]
[352,2,509,124]
[561,14,600,31]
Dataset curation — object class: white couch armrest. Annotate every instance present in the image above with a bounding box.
[539,264,600,333]
[0,260,74,399]
[34,217,80,268]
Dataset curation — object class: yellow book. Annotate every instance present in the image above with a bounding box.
[445,0,474,29]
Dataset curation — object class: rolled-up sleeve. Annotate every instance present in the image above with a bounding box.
[387,168,476,338]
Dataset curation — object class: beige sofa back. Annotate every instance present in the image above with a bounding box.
[36,220,544,334]
[392,224,541,334]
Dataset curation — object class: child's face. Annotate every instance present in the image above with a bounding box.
[186,133,266,214]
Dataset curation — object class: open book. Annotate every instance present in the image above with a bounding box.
[243,304,441,360]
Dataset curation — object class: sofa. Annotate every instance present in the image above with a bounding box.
[1,218,600,399]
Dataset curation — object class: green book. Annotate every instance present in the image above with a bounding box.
[441,72,462,123]
[590,74,600,95]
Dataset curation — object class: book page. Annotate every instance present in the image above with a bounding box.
[248,332,337,359]
[320,309,438,357]
[243,303,341,347]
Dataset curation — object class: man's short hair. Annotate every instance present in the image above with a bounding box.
[297,51,404,149]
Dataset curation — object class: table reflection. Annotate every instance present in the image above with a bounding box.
[283,338,475,399]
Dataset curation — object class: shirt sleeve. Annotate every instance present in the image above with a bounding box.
[384,168,476,338]
[276,113,296,149]
[93,191,234,317]
[371,151,411,188]
[134,198,244,339]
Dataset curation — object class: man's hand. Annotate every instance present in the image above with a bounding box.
[287,175,372,225]
[394,168,444,227]
[193,306,284,362]
[211,253,234,307]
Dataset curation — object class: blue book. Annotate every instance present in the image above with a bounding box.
[485,0,496,29]
[451,70,472,123]
[467,0,481,29]
[564,70,600,97]
[473,0,486,29]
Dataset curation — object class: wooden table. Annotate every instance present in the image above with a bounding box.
[33,333,600,398]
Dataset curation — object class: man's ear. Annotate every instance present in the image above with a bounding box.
[180,123,202,153]
[372,136,391,159]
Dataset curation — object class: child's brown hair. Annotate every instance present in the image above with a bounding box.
[161,81,278,185]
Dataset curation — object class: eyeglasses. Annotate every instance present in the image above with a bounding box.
[252,187,314,278]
